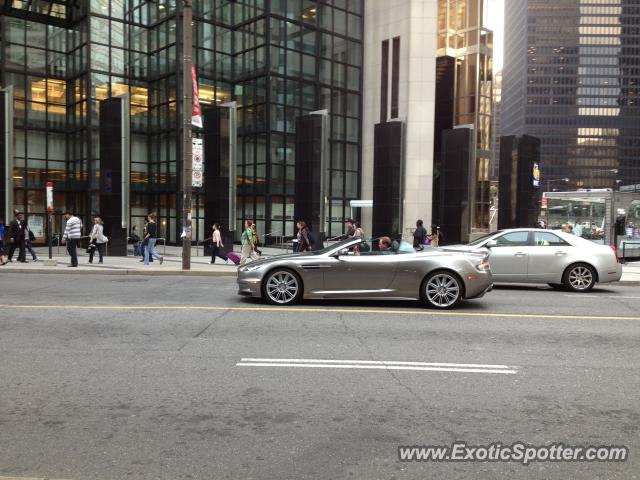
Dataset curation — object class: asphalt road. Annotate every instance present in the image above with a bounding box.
[0,274,639,480]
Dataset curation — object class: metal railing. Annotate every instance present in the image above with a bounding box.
[621,241,640,264]
[195,237,212,257]
[263,231,283,248]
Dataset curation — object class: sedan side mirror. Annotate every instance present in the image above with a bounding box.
[485,239,497,248]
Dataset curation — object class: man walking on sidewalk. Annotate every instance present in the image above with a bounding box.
[8,210,26,263]
[61,210,82,267]
[143,213,163,265]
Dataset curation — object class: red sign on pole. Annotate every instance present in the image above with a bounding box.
[191,65,203,128]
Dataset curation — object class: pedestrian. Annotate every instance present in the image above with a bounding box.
[7,210,26,263]
[61,210,82,267]
[429,225,444,248]
[240,220,258,266]
[413,219,427,250]
[143,213,163,265]
[88,216,108,263]
[573,218,583,237]
[24,222,38,262]
[139,218,152,262]
[251,222,263,256]
[338,218,356,240]
[130,225,141,256]
[296,220,312,252]
[210,223,228,264]
[0,217,8,265]
[353,221,365,239]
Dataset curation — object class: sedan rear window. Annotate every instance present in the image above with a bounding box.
[533,232,570,247]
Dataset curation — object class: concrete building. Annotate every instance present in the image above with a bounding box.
[361,0,438,239]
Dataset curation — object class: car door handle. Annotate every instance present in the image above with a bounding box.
[514,252,527,257]
[555,251,567,256]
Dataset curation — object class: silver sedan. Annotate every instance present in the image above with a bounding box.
[237,238,493,309]
[446,228,622,292]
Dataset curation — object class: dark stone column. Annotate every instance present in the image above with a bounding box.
[498,135,541,229]
[439,128,473,244]
[372,121,404,239]
[99,97,128,255]
[294,113,327,248]
[203,106,232,255]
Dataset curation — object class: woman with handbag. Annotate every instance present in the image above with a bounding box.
[88,216,108,263]
[296,220,312,252]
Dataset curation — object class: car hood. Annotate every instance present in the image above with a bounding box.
[239,251,317,269]
[441,244,487,253]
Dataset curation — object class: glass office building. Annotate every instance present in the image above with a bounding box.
[436,0,493,231]
[0,0,363,243]
[501,0,640,191]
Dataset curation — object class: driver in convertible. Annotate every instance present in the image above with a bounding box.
[379,236,393,254]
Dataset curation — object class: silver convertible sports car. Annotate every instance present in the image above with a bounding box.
[446,228,622,292]
[237,237,493,309]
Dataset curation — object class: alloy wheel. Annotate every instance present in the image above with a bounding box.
[568,266,594,291]
[265,271,300,304]
[425,273,461,308]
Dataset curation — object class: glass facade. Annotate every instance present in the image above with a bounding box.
[502,0,640,191]
[0,0,363,243]
[437,0,493,231]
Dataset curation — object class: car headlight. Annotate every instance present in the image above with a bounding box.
[476,257,491,271]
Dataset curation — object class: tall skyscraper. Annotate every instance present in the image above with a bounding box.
[501,0,640,190]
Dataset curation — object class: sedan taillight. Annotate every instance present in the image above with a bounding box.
[610,244,621,263]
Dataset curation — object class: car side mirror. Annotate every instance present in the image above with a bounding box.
[485,239,497,248]
[331,248,349,258]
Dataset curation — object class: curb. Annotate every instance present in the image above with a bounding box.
[0,267,238,277]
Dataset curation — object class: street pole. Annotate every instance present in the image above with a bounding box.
[181,0,193,270]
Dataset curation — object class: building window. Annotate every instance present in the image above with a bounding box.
[391,36,400,119]
[380,39,389,122]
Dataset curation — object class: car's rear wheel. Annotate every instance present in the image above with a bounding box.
[262,269,302,305]
[562,263,596,292]
[421,271,462,309]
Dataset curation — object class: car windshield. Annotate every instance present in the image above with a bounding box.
[314,238,358,255]
[319,238,416,255]
[467,231,503,246]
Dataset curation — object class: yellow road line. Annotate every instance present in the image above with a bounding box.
[0,304,639,321]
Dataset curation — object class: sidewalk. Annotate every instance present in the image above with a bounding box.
[620,261,640,283]
[0,245,277,276]
[2,246,639,282]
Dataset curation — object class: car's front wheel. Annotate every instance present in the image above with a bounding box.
[262,269,303,305]
[421,271,463,309]
[562,263,596,292]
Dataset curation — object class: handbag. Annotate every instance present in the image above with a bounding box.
[87,242,96,253]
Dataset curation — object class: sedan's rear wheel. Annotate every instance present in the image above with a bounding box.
[562,263,596,292]
[421,271,462,309]
[262,269,302,305]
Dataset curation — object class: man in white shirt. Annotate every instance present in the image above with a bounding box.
[61,210,82,267]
